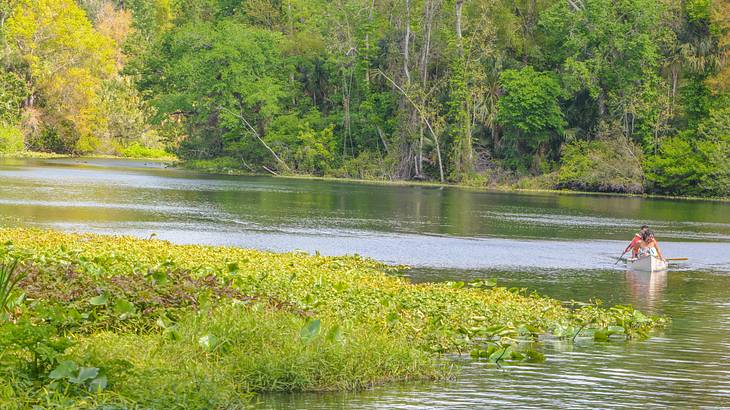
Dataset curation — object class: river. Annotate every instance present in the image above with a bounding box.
[1,158,729,408]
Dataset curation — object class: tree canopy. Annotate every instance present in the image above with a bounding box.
[0,0,728,195]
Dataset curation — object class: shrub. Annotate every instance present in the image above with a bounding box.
[558,139,645,193]
[645,107,730,196]
[0,124,25,153]
[121,142,174,159]
[330,151,392,180]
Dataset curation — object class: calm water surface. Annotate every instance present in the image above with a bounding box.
[1,158,729,408]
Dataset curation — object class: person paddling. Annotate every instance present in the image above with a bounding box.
[634,230,665,261]
[624,225,649,258]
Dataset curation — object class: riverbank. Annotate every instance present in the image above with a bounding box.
[182,159,730,203]
[0,229,663,407]
[0,150,177,162]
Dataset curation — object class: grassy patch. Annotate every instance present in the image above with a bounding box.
[120,143,176,161]
[0,228,664,407]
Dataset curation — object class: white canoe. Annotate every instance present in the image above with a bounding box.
[627,255,668,272]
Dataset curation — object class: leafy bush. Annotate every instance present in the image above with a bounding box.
[496,67,566,171]
[330,151,392,180]
[558,139,645,193]
[121,142,174,159]
[0,124,25,153]
[74,134,101,155]
[646,107,730,196]
[265,111,336,176]
[0,228,665,407]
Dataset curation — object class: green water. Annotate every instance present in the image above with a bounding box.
[0,158,729,408]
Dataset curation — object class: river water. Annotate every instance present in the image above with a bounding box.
[1,158,729,408]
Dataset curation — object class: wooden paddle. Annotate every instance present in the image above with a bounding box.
[665,257,688,261]
[614,251,628,264]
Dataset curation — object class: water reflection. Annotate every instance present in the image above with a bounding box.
[261,269,730,409]
[2,158,730,245]
[625,270,667,311]
[1,158,729,407]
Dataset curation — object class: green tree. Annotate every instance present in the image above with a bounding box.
[5,0,117,153]
[140,19,287,165]
[496,66,565,171]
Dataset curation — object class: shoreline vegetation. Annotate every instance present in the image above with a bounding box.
[1,0,728,204]
[180,157,730,203]
[2,151,728,202]
[0,229,664,407]
[0,150,177,162]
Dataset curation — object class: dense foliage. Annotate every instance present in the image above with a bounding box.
[0,0,728,194]
[0,228,663,406]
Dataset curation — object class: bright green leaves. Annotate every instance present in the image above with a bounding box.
[113,299,136,319]
[300,318,321,343]
[49,360,107,393]
[326,324,344,343]
[497,67,566,171]
[646,106,730,196]
[5,0,118,153]
[198,334,219,351]
[141,19,287,165]
[469,344,546,365]
[48,360,78,380]
[299,319,346,345]
[469,279,497,289]
[558,139,645,194]
[88,293,136,320]
[89,294,108,306]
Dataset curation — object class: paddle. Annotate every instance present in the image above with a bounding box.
[665,257,688,261]
[614,251,628,264]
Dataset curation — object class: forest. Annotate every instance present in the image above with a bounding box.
[0,0,728,196]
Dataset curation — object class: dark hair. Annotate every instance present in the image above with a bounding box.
[641,230,655,241]
[640,225,649,230]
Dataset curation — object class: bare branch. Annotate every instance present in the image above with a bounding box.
[375,69,444,182]
[220,106,291,172]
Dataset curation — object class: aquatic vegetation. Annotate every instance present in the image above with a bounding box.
[0,228,664,407]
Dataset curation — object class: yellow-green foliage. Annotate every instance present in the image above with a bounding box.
[0,228,663,407]
[0,229,660,351]
[0,125,24,153]
[5,0,116,152]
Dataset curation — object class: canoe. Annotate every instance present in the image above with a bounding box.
[627,255,668,272]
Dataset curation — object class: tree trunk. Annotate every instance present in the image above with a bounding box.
[404,0,412,84]
[377,69,444,182]
[365,0,376,85]
[455,0,463,42]
[418,0,439,176]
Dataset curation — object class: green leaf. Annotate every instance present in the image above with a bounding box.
[448,281,465,289]
[300,319,321,342]
[89,294,108,306]
[198,334,218,351]
[594,329,609,342]
[524,349,546,363]
[113,299,135,316]
[227,262,239,273]
[489,346,512,363]
[49,360,78,380]
[150,269,168,285]
[88,376,108,392]
[326,324,343,343]
[69,367,99,384]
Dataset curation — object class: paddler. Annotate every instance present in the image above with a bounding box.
[624,225,649,258]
